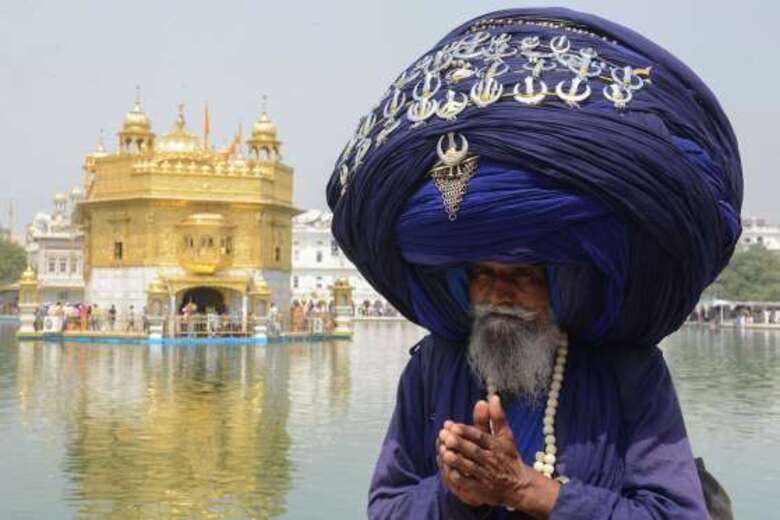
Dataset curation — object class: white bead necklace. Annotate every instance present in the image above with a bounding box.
[533,336,568,479]
[486,333,568,479]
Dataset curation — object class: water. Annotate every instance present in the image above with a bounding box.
[0,322,777,518]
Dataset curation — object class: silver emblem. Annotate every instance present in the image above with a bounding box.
[394,68,421,89]
[483,34,517,62]
[446,62,477,84]
[513,76,549,106]
[415,54,433,71]
[429,132,479,221]
[470,76,504,107]
[413,71,442,100]
[437,132,470,166]
[376,118,401,145]
[520,36,541,52]
[407,97,439,124]
[459,31,491,47]
[555,76,591,107]
[338,136,357,165]
[550,35,571,54]
[383,90,407,119]
[521,58,556,74]
[424,50,453,74]
[357,112,377,138]
[520,36,555,63]
[603,83,633,109]
[352,138,372,170]
[563,47,603,78]
[452,44,483,60]
[611,66,644,91]
[478,61,509,79]
[436,90,469,121]
[451,31,490,60]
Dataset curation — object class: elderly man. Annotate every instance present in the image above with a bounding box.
[326,7,741,519]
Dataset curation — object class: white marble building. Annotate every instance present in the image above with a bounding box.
[740,216,780,251]
[291,209,387,308]
[25,190,85,303]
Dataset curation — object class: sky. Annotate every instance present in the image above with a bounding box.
[0,0,776,235]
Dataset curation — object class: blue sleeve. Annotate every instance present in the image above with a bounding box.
[551,347,708,519]
[368,342,492,519]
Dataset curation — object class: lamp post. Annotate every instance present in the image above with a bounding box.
[146,275,167,341]
[17,266,39,335]
[249,275,273,343]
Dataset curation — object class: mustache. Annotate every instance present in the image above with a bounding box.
[472,303,538,321]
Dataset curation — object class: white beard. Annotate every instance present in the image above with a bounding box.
[467,304,560,404]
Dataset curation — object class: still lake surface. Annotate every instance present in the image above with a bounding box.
[0,322,778,518]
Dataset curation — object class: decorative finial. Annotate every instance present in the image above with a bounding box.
[96,129,106,153]
[261,94,268,115]
[133,85,143,111]
[175,103,186,130]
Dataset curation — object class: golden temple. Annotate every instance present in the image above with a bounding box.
[74,91,299,325]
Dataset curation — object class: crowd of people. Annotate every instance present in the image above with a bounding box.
[31,301,148,333]
[690,306,780,325]
[356,300,399,318]
[14,297,399,337]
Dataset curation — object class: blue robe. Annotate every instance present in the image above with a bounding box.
[368,335,707,519]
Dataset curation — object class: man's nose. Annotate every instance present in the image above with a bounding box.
[488,277,517,306]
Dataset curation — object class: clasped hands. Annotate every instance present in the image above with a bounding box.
[437,394,558,515]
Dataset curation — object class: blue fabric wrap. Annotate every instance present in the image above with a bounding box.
[326,7,742,347]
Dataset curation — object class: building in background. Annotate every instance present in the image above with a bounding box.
[740,216,780,251]
[73,92,299,322]
[291,209,390,313]
[25,191,85,303]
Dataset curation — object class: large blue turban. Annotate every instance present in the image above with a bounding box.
[325,7,742,348]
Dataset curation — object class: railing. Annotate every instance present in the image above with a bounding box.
[28,309,342,338]
[172,315,246,337]
[33,314,148,334]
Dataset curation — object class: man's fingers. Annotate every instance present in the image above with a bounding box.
[442,429,487,462]
[489,394,510,437]
[473,400,490,433]
[441,447,488,480]
[450,423,491,449]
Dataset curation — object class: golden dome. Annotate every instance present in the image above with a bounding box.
[251,112,277,137]
[54,192,68,203]
[122,89,152,134]
[156,105,202,155]
[70,186,83,198]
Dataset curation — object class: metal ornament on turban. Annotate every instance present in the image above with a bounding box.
[326,7,742,348]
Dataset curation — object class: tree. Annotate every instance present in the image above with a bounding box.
[0,237,26,285]
[705,244,780,301]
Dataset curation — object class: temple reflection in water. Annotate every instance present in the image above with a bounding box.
[13,337,356,518]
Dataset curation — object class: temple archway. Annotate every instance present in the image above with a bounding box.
[180,287,225,314]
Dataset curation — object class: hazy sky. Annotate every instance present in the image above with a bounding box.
[0,0,776,234]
